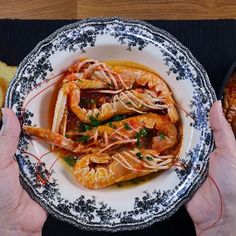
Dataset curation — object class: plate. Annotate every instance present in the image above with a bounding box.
[6,17,216,231]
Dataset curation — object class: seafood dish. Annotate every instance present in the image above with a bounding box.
[23,58,182,189]
[223,68,236,136]
[6,18,215,230]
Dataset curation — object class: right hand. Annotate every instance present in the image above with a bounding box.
[186,101,236,235]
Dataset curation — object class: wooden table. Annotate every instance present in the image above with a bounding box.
[0,0,236,20]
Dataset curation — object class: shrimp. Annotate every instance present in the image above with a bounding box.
[52,59,179,135]
[112,66,179,123]
[73,148,174,189]
[52,58,122,134]
[22,58,182,189]
[23,113,178,155]
[68,88,170,124]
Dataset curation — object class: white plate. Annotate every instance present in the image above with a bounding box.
[6,17,216,231]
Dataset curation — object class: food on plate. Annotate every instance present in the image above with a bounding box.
[223,69,236,135]
[23,58,182,189]
[0,61,17,116]
[0,61,17,82]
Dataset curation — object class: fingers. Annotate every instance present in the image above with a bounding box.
[209,101,236,154]
[0,108,20,168]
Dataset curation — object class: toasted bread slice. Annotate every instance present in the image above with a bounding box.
[0,61,17,118]
[0,61,17,82]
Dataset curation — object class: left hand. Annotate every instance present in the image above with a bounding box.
[0,108,47,236]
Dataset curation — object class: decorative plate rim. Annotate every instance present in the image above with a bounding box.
[6,17,216,232]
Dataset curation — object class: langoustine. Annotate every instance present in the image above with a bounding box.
[23,58,182,189]
[51,58,179,136]
[23,113,178,155]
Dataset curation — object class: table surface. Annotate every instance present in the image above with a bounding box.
[0,0,236,20]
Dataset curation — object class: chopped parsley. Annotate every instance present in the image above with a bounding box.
[80,124,92,131]
[65,133,70,138]
[90,99,96,104]
[138,128,148,137]
[110,115,127,122]
[126,101,132,105]
[146,156,153,161]
[107,82,114,88]
[124,123,132,130]
[80,98,96,108]
[159,132,165,140]
[136,128,148,147]
[89,116,101,126]
[108,122,116,129]
[63,156,77,167]
[136,152,143,160]
[76,135,90,143]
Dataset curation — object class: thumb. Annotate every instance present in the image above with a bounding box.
[0,108,20,169]
[209,100,236,153]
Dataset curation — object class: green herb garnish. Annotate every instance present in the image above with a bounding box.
[80,124,92,131]
[63,156,77,167]
[159,132,165,140]
[80,98,87,106]
[76,135,90,143]
[107,82,114,88]
[90,99,96,104]
[124,123,132,130]
[108,122,116,129]
[136,139,142,148]
[136,152,143,160]
[139,128,148,137]
[146,156,153,161]
[136,128,148,147]
[89,116,101,127]
[110,115,127,122]
[81,98,96,105]
[126,102,132,105]
[65,134,70,138]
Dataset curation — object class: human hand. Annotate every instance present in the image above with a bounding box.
[186,101,236,236]
[0,108,47,236]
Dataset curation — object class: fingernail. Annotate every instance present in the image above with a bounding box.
[216,100,223,114]
[0,108,8,136]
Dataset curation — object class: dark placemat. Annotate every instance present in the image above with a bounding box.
[0,19,236,236]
